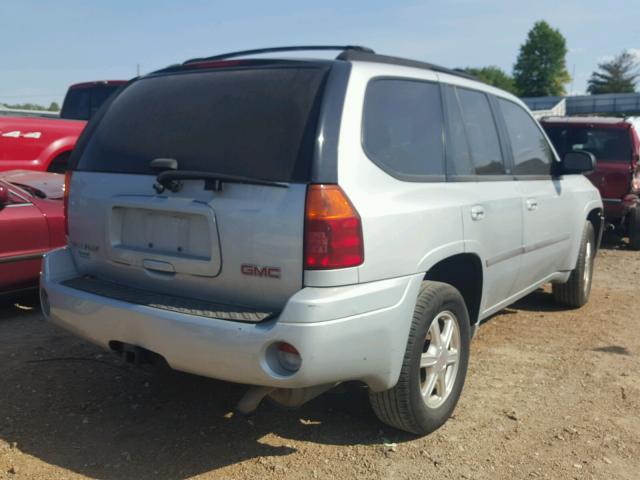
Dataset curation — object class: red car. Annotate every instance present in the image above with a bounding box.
[0,171,65,294]
[0,80,126,173]
[542,117,640,248]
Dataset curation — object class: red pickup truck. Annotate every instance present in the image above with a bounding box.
[542,116,640,249]
[0,80,126,173]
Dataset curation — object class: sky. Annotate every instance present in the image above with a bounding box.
[1,0,638,106]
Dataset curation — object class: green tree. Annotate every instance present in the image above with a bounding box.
[464,66,516,94]
[513,21,571,97]
[587,51,638,94]
[48,102,60,111]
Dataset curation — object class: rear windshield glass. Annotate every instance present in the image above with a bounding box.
[61,85,122,120]
[61,88,90,120]
[544,125,632,162]
[77,66,330,182]
[90,85,121,118]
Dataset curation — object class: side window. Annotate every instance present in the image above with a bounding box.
[456,88,505,175]
[498,99,554,175]
[363,79,445,179]
[443,86,474,176]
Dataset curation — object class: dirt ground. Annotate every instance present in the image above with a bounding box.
[1,235,638,480]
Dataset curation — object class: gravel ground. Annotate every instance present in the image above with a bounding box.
[1,236,639,479]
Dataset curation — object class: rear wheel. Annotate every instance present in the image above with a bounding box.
[628,207,640,250]
[552,221,595,308]
[369,281,470,435]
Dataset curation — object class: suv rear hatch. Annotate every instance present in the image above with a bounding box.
[67,61,334,315]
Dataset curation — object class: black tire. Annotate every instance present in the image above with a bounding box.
[552,221,595,308]
[369,281,470,435]
[628,207,640,250]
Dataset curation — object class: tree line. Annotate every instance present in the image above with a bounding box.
[465,21,639,97]
[0,102,60,111]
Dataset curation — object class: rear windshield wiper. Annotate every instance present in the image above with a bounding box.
[154,170,289,193]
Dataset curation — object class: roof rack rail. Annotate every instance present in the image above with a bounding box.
[336,50,478,81]
[183,45,375,65]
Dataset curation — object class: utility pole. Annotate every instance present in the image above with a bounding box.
[136,63,141,76]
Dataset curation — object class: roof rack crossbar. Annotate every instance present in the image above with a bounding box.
[183,45,375,65]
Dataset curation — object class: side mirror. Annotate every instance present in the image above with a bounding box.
[0,185,9,208]
[560,150,596,175]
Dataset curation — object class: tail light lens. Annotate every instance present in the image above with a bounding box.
[64,171,72,236]
[304,184,364,269]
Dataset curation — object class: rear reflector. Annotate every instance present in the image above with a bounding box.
[63,171,72,236]
[304,184,364,269]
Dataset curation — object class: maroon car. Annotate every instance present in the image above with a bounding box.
[0,171,65,294]
[542,117,640,249]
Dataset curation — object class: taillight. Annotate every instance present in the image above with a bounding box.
[64,171,72,236]
[304,184,364,269]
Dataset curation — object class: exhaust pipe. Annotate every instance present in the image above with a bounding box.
[109,341,160,366]
[236,383,338,415]
[122,345,147,366]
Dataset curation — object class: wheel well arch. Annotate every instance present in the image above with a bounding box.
[423,253,483,326]
[47,150,72,173]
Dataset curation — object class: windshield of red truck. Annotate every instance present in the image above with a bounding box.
[544,125,633,162]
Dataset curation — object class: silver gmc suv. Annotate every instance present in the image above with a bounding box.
[40,46,603,435]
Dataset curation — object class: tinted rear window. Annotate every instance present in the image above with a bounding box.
[77,66,330,182]
[61,85,121,120]
[61,88,90,120]
[90,85,121,118]
[544,125,633,162]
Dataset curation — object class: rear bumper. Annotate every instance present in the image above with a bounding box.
[40,248,422,391]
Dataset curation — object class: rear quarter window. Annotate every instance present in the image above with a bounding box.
[362,78,445,180]
[77,66,330,182]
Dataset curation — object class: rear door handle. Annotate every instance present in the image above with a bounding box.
[470,205,485,221]
[526,198,538,211]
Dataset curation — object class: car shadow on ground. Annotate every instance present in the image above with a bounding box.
[0,299,414,480]
[508,288,565,313]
